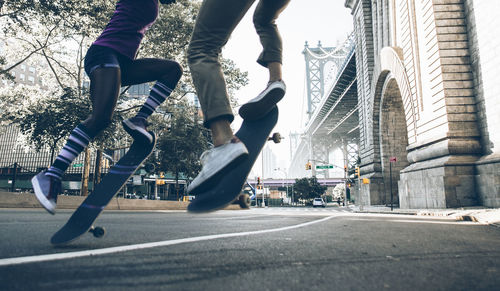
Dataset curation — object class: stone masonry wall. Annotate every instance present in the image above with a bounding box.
[464,0,500,206]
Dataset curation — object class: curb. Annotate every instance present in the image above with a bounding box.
[350,205,500,226]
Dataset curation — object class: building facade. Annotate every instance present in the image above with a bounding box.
[345,0,499,208]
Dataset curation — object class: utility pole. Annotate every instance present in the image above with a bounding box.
[342,139,348,207]
[309,134,316,177]
[10,162,18,192]
[81,148,91,196]
[274,168,289,205]
[261,149,266,207]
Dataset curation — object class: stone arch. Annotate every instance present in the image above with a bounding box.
[371,47,414,205]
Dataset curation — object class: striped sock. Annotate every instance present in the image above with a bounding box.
[45,124,94,180]
[136,81,172,120]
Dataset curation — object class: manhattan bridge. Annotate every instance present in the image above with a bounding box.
[288,34,358,182]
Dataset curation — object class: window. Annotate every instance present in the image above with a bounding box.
[21,64,26,71]
[20,73,25,81]
[28,76,35,84]
[29,67,36,74]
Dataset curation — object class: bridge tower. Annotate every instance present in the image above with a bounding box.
[297,40,358,179]
[303,41,347,120]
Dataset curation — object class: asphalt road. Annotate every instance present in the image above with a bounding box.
[1,207,499,290]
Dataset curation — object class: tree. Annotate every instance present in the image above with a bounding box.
[1,1,113,82]
[156,100,211,199]
[0,0,248,195]
[140,0,249,107]
[1,0,248,136]
[16,88,90,163]
[333,183,345,200]
[5,87,122,163]
[293,177,327,202]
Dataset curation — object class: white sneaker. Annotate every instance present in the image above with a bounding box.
[187,140,248,194]
[239,80,286,121]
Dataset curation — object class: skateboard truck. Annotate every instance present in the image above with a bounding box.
[232,132,281,209]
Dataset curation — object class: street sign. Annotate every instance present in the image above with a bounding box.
[72,163,83,168]
[390,157,397,163]
[316,165,334,169]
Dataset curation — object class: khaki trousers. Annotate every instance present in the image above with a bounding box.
[187,0,290,127]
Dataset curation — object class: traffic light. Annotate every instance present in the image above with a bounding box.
[306,162,312,170]
[354,167,360,178]
[257,177,261,185]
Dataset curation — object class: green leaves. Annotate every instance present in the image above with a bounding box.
[17,87,89,151]
[157,100,211,181]
[1,0,249,176]
[293,176,327,202]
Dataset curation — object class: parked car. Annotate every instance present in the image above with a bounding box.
[313,197,326,208]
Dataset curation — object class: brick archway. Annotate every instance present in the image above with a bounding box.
[379,77,409,206]
[371,46,414,205]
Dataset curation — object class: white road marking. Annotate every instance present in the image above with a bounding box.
[342,217,482,225]
[0,216,335,267]
[390,219,483,225]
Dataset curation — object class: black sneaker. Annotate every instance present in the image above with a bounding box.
[122,117,153,143]
[31,171,61,215]
[239,80,286,121]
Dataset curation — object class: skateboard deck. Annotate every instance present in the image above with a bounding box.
[51,133,156,245]
[188,107,278,213]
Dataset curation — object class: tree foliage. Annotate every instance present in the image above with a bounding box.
[16,88,90,161]
[332,183,345,199]
[10,87,122,162]
[1,0,248,150]
[156,100,211,188]
[293,177,327,202]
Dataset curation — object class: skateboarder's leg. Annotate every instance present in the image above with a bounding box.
[239,0,290,121]
[32,46,122,214]
[121,58,182,143]
[186,0,254,193]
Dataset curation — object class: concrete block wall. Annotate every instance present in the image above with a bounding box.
[352,0,376,160]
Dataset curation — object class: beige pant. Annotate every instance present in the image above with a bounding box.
[187,0,290,127]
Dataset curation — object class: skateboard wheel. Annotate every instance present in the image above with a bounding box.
[271,132,281,144]
[238,194,250,209]
[90,226,106,238]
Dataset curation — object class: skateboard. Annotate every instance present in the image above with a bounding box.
[51,133,156,245]
[188,107,279,213]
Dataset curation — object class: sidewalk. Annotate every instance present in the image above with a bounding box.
[349,204,500,226]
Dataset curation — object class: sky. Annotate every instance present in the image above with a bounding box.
[222,0,353,174]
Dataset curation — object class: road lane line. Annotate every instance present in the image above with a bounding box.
[390,219,483,225]
[0,216,336,266]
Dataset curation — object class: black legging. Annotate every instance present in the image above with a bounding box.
[83,58,182,135]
